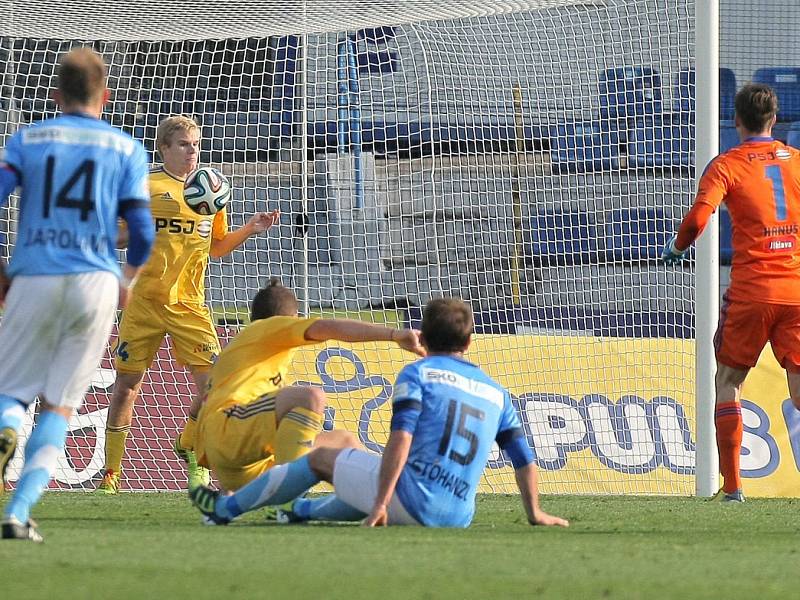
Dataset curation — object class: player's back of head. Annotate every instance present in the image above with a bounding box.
[250,278,299,321]
[735,84,778,133]
[58,47,107,106]
[421,297,473,353]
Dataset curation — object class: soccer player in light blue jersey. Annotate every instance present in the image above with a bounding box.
[190,297,568,529]
[0,48,155,542]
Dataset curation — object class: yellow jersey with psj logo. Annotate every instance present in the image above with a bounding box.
[131,166,227,305]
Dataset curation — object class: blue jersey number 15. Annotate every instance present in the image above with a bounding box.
[438,399,485,466]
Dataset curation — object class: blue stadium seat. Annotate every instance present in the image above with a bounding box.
[673,68,736,121]
[528,212,598,266]
[549,121,620,173]
[719,120,739,153]
[753,68,800,122]
[719,208,733,266]
[604,208,676,262]
[787,121,800,148]
[627,116,693,169]
[599,66,662,120]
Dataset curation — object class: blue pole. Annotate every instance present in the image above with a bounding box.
[336,38,349,155]
[347,35,363,210]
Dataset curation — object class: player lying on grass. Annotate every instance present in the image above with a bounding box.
[190,297,568,528]
[661,83,800,502]
[97,115,280,494]
[191,278,426,493]
[0,48,154,541]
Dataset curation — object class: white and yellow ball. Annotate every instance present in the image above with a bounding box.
[183,167,231,215]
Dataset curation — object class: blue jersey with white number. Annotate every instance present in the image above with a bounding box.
[0,113,149,277]
[392,355,522,527]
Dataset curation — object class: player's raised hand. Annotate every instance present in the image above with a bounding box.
[246,209,281,234]
[362,504,389,527]
[660,234,687,266]
[393,329,426,357]
[529,512,570,528]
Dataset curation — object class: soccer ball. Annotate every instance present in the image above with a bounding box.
[183,167,231,215]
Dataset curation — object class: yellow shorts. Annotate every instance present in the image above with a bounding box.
[195,393,278,491]
[114,293,220,373]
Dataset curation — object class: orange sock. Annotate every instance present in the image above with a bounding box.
[715,402,743,493]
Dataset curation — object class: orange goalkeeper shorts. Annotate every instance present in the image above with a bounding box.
[714,295,800,372]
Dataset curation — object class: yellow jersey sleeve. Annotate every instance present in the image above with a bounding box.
[202,316,321,411]
[258,316,320,351]
[212,209,228,241]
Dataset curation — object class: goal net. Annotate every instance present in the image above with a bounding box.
[1,0,700,494]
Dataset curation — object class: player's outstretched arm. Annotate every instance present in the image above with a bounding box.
[363,430,413,527]
[209,209,280,258]
[660,202,717,266]
[306,320,426,357]
[515,463,569,528]
[662,157,728,267]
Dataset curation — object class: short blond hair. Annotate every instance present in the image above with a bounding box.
[156,115,200,154]
[58,47,107,105]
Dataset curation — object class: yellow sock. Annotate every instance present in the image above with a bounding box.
[274,407,324,464]
[180,416,197,451]
[104,425,130,473]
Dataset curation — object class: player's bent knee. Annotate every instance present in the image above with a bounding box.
[306,447,341,482]
[298,386,327,414]
[315,429,361,451]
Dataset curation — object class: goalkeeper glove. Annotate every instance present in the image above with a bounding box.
[661,234,687,265]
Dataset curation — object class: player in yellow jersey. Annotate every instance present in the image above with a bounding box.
[194,279,426,492]
[96,115,280,494]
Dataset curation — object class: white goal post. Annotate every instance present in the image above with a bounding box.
[1,0,722,496]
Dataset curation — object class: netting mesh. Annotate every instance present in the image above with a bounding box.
[0,0,733,494]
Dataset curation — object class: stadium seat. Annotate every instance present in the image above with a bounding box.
[528,211,598,266]
[626,115,693,169]
[719,120,739,153]
[599,66,662,120]
[673,68,736,120]
[549,121,620,173]
[753,68,800,122]
[719,207,733,266]
[787,121,800,148]
[603,208,677,262]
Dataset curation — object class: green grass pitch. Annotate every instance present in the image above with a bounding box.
[2,493,799,599]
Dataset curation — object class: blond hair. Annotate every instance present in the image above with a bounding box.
[156,115,200,154]
[58,47,107,105]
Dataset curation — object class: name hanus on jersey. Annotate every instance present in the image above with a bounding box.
[21,227,109,252]
[763,224,799,237]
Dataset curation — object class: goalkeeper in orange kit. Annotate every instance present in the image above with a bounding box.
[662,84,800,502]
